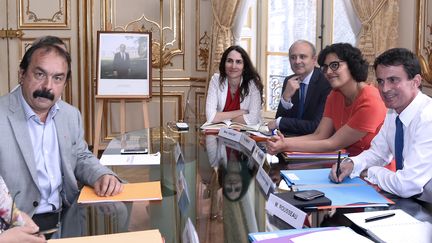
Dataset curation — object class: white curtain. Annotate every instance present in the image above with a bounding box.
[232,0,254,45]
[341,0,362,43]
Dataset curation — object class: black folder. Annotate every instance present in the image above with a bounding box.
[275,191,332,209]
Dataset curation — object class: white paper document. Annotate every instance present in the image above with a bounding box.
[289,227,373,243]
[345,209,432,243]
[100,152,161,165]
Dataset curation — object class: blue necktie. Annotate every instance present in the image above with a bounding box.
[395,116,404,170]
[297,83,306,118]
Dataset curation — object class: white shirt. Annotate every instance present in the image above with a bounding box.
[350,92,432,198]
[205,73,262,125]
[19,89,62,213]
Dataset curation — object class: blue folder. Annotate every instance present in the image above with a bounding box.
[280,168,392,207]
[280,168,366,187]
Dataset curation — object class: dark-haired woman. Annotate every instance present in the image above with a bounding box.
[267,43,386,156]
[205,45,264,125]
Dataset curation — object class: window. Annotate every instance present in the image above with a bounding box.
[242,0,359,113]
[265,0,317,111]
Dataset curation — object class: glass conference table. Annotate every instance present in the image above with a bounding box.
[54,125,432,242]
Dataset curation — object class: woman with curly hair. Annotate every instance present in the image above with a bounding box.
[205,45,264,125]
[267,43,386,156]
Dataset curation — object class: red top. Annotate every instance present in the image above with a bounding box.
[223,85,240,112]
[323,85,386,156]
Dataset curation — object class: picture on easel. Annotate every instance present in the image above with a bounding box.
[96,31,152,96]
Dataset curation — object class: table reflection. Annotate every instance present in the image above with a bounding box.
[50,126,432,242]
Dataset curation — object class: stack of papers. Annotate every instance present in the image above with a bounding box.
[280,168,393,208]
[78,181,162,203]
[283,150,349,160]
[100,152,160,166]
[345,209,432,243]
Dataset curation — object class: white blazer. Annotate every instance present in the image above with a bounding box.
[205,73,262,125]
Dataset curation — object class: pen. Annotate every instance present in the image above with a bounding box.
[35,227,59,235]
[365,212,396,223]
[336,150,342,178]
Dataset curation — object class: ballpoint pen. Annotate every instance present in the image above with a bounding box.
[365,212,396,223]
[336,150,342,178]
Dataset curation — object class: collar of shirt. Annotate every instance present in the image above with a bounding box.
[397,91,425,127]
[222,76,244,91]
[299,69,314,86]
[18,87,60,123]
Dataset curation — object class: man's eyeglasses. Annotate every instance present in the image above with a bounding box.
[320,61,345,73]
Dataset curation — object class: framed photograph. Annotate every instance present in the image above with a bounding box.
[96,31,152,96]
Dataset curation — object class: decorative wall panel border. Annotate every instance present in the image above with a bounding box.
[195,0,211,71]
[19,0,69,29]
[105,0,184,70]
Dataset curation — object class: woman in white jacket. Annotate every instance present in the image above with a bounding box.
[206,45,264,125]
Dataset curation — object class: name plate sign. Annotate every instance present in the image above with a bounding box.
[252,146,265,166]
[266,193,306,229]
[256,166,273,195]
[218,128,242,142]
[239,134,256,152]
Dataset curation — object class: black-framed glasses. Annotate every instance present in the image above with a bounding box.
[0,191,20,232]
[320,61,345,73]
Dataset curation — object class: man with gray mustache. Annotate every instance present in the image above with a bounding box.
[330,48,432,200]
[0,38,124,235]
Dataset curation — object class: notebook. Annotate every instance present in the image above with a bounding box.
[345,209,432,243]
[200,120,260,131]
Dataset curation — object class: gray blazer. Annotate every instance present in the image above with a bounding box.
[0,88,116,215]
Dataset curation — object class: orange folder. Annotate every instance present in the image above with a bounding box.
[48,229,164,243]
[78,181,162,203]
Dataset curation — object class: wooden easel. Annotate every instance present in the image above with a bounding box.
[93,95,150,156]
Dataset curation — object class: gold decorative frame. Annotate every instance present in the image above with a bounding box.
[19,0,69,29]
[416,0,432,84]
[104,0,184,69]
